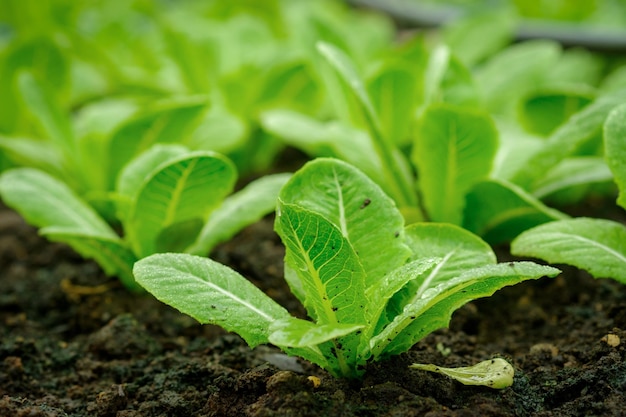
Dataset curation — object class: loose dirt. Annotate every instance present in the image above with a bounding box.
[1,200,625,416]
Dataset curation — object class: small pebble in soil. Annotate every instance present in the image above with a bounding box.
[266,370,312,394]
[529,343,559,358]
[601,333,621,347]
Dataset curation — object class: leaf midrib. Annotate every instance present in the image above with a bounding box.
[182,271,276,323]
[164,158,198,226]
[538,232,626,265]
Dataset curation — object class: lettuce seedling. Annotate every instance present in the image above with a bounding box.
[0,145,289,291]
[263,41,626,244]
[133,158,558,378]
[262,41,579,240]
[511,104,626,284]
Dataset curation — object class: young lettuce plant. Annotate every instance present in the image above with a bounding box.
[0,144,289,291]
[511,103,626,284]
[262,41,579,242]
[0,71,211,221]
[133,158,559,378]
[263,41,626,244]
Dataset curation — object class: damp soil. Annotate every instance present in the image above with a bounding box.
[1,201,625,417]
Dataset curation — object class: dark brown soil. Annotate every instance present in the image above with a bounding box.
[1,200,625,417]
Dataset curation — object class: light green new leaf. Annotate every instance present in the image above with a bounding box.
[41,228,139,291]
[464,179,569,244]
[127,152,236,257]
[107,97,209,188]
[413,104,498,225]
[443,10,513,67]
[518,88,594,137]
[256,60,322,113]
[72,99,139,193]
[511,218,626,283]
[0,168,138,288]
[0,136,65,180]
[544,46,604,87]
[404,223,496,286]
[187,173,291,256]
[116,144,189,219]
[17,71,75,156]
[532,157,614,199]
[418,44,449,109]
[316,41,377,125]
[269,317,363,348]
[439,55,481,108]
[316,42,417,208]
[511,90,626,190]
[385,224,496,327]
[275,202,367,326]
[133,253,291,347]
[0,168,117,238]
[475,40,560,115]
[364,258,440,340]
[0,38,68,133]
[371,262,559,358]
[604,103,626,209]
[261,110,375,161]
[261,110,390,192]
[491,119,544,182]
[278,158,410,284]
[162,23,213,93]
[269,317,362,376]
[187,101,247,154]
[74,98,138,140]
[117,144,190,198]
[367,65,417,146]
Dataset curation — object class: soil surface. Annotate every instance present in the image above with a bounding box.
[1,194,626,416]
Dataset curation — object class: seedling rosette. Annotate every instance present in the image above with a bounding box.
[134,158,559,378]
[0,145,289,291]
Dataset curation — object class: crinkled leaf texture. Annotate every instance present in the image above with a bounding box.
[134,158,560,378]
[274,159,558,375]
[0,168,140,290]
[277,158,410,283]
[511,218,626,284]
